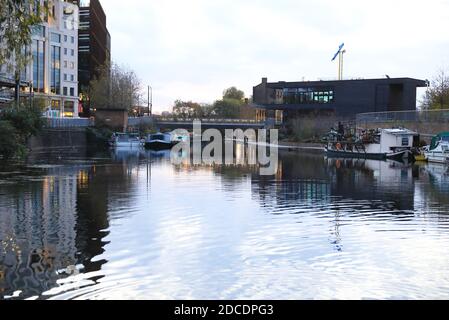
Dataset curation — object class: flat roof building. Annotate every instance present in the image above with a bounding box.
[252,77,427,123]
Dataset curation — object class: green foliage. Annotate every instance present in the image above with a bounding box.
[212,98,243,119]
[223,87,245,101]
[172,100,204,119]
[170,86,251,120]
[86,127,113,147]
[1,104,45,138]
[0,104,44,160]
[0,120,23,159]
[422,69,449,110]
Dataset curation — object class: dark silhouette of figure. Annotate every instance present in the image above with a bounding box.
[337,122,345,141]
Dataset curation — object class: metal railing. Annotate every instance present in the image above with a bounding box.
[128,116,154,126]
[356,109,449,123]
[156,117,263,123]
[45,117,94,128]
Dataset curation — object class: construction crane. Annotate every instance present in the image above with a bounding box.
[332,43,346,80]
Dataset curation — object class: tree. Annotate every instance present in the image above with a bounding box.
[223,87,245,101]
[172,100,204,119]
[212,87,247,119]
[89,62,141,111]
[0,0,46,101]
[212,98,242,119]
[422,69,449,110]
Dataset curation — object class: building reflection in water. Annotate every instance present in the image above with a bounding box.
[0,150,141,299]
[1,144,449,299]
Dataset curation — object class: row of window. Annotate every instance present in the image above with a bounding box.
[63,74,76,82]
[62,47,76,56]
[50,33,76,44]
[63,60,76,70]
[281,87,335,105]
[63,87,76,97]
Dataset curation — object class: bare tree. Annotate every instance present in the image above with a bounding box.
[89,62,141,111]
[422,69,449,110]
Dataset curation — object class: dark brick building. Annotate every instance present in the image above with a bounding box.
[68,0,111,116]
[252,77,427,123]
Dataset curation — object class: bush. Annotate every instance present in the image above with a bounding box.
[0,120,25,160]
[0,104,44,160]
[1,104,45,138]
[286,116,339,142]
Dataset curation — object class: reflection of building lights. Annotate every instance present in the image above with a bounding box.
[77,170,89,188]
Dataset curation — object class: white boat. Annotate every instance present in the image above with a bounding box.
[423,132,449,164]
[144,132,175,150]
[171,131,190,143]
[326,128,418,162]
[110,133,143,149]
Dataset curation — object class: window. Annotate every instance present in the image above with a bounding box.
[70,87,75,96]
[31,25,45,37]
[64,35,68,42]
[71,49,74,56]
[70,62,75,69]
[71,36,75,44]
[63,87,68,96]
[64,101,75,117]
[32,40,45,93]
[64,73,67,81]
[71,74,74,81]
[51,33,61,43]
[50,45,61,94]
[282,87,335,105]
[402,137,409,146]
[64,60,68,68]
[64,48,68,55]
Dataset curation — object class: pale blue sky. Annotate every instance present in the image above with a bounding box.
[101,0,449,113]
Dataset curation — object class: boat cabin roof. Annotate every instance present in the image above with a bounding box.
[381,128,418,136]
[115,132,139,136]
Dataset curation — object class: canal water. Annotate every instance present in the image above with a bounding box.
[1,146,449,300]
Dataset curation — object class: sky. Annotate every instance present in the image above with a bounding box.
[100,0,449,113]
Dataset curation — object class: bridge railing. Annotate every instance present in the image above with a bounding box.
[156,117,263,123]
[128,116,154,126]
[356,109,449,123]
[44,117,94,128]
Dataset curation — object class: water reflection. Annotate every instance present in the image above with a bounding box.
[1,146,449,299]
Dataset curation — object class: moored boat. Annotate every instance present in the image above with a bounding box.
[325,128,418,162]
[423,132,449,164]
[109,132,143,149]
[144,132,175,150]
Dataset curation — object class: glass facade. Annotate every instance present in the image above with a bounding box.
[50,46,61,94]
[51,33,61,43]
[281,87,334,105]
[32,40,45,93]
[31,25,45,37]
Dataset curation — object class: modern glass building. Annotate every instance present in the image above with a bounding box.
[0,0,80,117]
[252,77,427,124]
